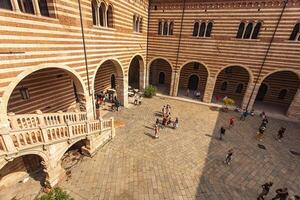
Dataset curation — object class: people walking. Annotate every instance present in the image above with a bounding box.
[220,126,226,140]
[257,182,273,200]
[260,117,269,128]
[272,188,289,200]
[276,127,286,142]
[240,110,248,121]
[224,149,233,165]
[162,105,166,116]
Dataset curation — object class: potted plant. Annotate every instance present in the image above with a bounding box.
[222,97,235,112]
[144,85,157,98]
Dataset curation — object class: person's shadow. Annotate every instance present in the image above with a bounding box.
[144,132,156,139]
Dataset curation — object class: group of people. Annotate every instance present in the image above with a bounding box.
[218,109,295,199]
[154,104,179,138]
[133,93,143,105]
[257,182,299,200]
[185,89,201,99]
[95,91,121,112]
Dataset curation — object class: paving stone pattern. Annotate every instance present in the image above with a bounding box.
[60,97,300,200]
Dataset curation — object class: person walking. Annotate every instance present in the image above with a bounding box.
[220,126,226,140]
[156,118,160,126]
[229,117,235,129]
[276,127,286,142]
[257,182,273,200]
[162,105,166,116]
[224,149,233,165]
[240,110,248,121]
[256,126,266,141]
[272,188,289,200]
[260,117,269,128]
[173,117,179,129]
[154,124,159,138]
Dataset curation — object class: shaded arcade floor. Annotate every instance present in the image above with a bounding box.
[59,97,300,200]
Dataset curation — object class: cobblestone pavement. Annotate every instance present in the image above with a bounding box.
[60,97,300,200]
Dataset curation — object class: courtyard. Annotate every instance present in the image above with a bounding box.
[58,97,300,200]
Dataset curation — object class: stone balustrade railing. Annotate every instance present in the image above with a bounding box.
[0,112,114,155]
[8,111,87,130]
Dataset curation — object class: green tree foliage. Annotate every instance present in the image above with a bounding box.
[36,188,74,200]
[144,85,157,98]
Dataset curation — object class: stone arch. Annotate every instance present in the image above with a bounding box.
[177,61,210,101]
[148,57,173,95]
[128,54,146,90]
[212,65,253,106]
[0,64,88,125]
[92,58,127,107]
[58,138,89,162]
[253,69,300,115]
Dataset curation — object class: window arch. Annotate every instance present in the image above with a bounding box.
[158,21,162,35]
[91,0,97,26]
[38,0,49,16]
[139,18,143,33]
[236,22,245,38]
[99,2,106,27]
[289,23,299,41]
[278,89,288,100]
[205,21,213,37]
[169,22,174,35]
[18,0,35,14]
[252,22,261,39]
[163,21,168,35]
[0,0,13,10]
[199,22,206,37]
[244,23,253,39]
[221,82,228,91]
[107,5,113,28]
[235,83,244,94]
[193,22,199,36]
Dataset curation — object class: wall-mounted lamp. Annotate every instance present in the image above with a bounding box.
[19,86,30,100]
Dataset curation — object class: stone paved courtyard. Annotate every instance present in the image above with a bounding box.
[59,97,300,200]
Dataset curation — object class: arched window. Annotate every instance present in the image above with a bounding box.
[0,0,13,10]
[111,74,116,89]
[158,21,162,35]
[193,22,199,36]
[205,22,213,37]
[91,1,97,26]
[135,16,139,32]
[163,21,168,35]
[199,22,206,37]
[169,22,174,35]
[38,0,49,16]
[278,89,288,100]
[236,22,245,38]
[18,0,35,14]
[99,2,106,27]
[107,5,113,28]
[235,83,244,94]
[244,23,253,39]
[252,22,261,39]
[221,82,227,91]
[289,23,300,41]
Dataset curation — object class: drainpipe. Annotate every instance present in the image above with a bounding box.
[78,0,96,118]
[245,0,288,111]
[172,0,186,96]
[145,1,151,87]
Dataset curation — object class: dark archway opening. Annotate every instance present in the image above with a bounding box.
[0,154,47,199]
[149,59,172,95]
[212,66,250,107]
[253,71,300,115]
[188,75,199,90]
[128,56,144,90]
[178,62,208,101]
[7,68,86,115]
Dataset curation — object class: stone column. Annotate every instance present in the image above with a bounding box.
[286,87,300,119]
[85,94,95,120]
[46,160,65,187]
[116,76,128,108]
[12,0,21,12]
[203,76,216,103]
[0,126,17,153]
[33,0,41,15]
[172,69,180,96]
[241,82,260,111]
[139,62,146,91]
